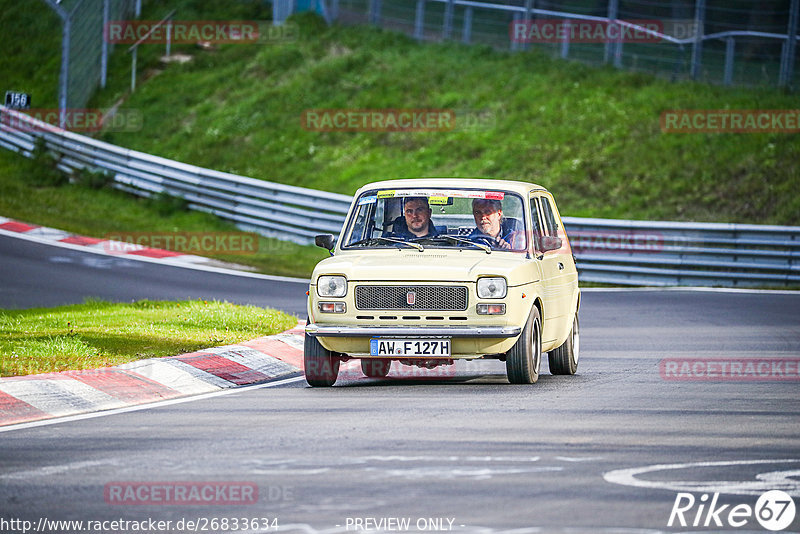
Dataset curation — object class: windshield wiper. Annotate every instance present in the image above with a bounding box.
[411,235,491,254]
[348,236,424,251]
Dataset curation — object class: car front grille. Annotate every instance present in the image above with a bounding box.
[355,285,468,311]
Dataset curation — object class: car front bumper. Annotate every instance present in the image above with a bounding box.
[305,324,521,338]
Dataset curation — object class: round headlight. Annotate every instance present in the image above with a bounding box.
[317,275,347,297]
[477,277,507,299]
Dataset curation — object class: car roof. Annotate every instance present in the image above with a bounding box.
[353,178,549,197]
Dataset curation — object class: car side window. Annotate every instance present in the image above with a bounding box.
[540,196,559,237]
[529,197,544,252]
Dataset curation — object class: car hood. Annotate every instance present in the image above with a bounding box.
[312,250,535,284]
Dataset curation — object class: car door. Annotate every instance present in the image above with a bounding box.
[531,193,571,345]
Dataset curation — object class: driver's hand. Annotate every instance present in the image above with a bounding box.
[496,238,511,250]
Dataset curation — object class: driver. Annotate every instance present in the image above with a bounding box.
[392,197,440,239]
[469,198,520,249]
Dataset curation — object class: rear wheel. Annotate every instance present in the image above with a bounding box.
[361,358,392,378]
[304,332,340,387]
[548,313,579,375]
[505,306,542,384]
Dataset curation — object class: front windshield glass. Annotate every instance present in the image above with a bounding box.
[342,188,528,252]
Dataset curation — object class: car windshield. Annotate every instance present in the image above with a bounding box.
[342,188,528,252]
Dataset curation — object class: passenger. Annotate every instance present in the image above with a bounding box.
[469,198,521,249]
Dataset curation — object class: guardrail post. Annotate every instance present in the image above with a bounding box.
[369,0,382,26]
[723,37,735,85]
[560,19,570,59]
[690,0,706,80]
[442,0,454,40]
[414,0,425,40]
[131,46,138,91]
[166,17,172,57]
[604,0,618,64]
[779,0,798,88]
[462,6,473,44]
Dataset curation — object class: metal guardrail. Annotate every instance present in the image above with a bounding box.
[0,106,352,245]
[1,105,798,287]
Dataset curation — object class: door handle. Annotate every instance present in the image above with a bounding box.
[558,262,564,271]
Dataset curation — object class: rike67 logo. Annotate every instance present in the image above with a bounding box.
[668,490,796,531]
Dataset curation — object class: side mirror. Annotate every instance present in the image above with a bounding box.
[539,235,562,253]
[315,234,335,251]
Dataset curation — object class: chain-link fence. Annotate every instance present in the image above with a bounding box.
[323,0,799,89]
[43,0,140,127]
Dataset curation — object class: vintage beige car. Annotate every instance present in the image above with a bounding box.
[304,179,580,386]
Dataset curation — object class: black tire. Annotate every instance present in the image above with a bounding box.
[304,332,340,387]
[505,306,542,384]
[361,358,392,378]
[549,313,579,375]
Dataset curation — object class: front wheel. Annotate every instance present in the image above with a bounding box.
[304,332,340,387]
[505,306,542,384]
[361,358,392,378]
[549,313,579,375]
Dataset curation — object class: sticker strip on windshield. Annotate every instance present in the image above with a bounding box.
[376,190,505,200]
[358,195,378,205]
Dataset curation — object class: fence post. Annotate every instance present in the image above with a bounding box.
[604,0,618,64]
[101,0,109,88]
[369,0,382,26]
[443,0,454,39]
[561,19,570,59]
[135,0,141,17]
[522,0,533,50]
[331,0,339,21]
[43,0,69,128]
[779,0,798,88]
[723,37,735,86]
[690,0,706,80]
[414,0,425,40]
[462,6,473,44]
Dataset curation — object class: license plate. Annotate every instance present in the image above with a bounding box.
[370,338,451,357]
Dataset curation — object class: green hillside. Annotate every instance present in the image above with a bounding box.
[86,12,799,225]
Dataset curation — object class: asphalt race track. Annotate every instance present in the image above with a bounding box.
[0,233,310,316]
[1,234,800,533]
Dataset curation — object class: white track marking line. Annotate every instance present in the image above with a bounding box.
[0,375,305,433]
[0,459,117,480]
[603,459,800,496]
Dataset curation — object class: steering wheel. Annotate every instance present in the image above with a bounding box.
[469,235,497,248]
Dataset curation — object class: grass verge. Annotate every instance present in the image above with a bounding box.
[0,299,297,377]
